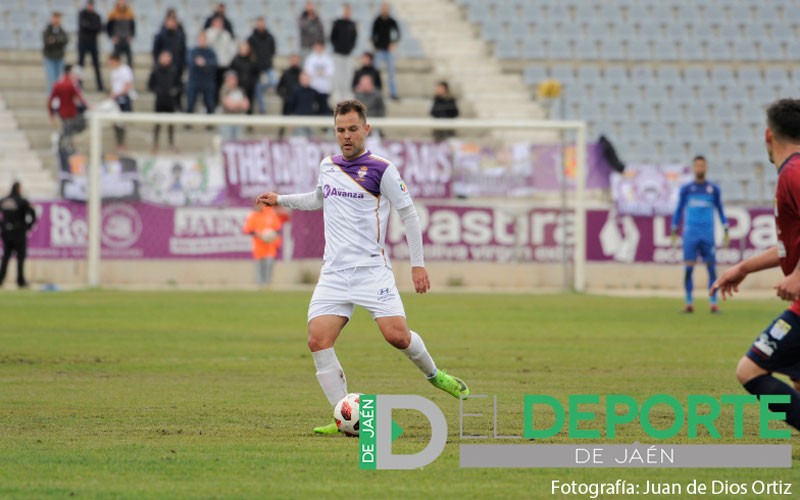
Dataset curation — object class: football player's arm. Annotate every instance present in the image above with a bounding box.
[381,166,430,293]
[711,246,780,300]
[257,187,324,210]
[671,186,687,234]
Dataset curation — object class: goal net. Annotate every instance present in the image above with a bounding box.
[46,112,588,290]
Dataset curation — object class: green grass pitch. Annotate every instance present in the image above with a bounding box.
[0,290,797,499]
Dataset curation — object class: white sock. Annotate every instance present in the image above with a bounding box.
[402,330,438,379]
[312,347,347,406]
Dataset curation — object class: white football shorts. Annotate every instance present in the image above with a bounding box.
[308,265,406,322]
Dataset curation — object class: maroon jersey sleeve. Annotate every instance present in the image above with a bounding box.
[776,159,800,276]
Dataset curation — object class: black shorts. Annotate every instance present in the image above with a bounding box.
[746,309,800,380]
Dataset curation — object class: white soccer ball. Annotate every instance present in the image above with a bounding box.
[334,393,361,436]
[258,229,278,243]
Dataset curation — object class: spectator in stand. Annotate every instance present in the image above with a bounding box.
[288,71,320,136]
[47,65,90,151]
[107,0,136,67]
[351,51,381,93]
[354,73,385,138]
[276,53,302,138]
[152,13,187,82]
[148,51,182,152]
[218,71,250,141]
[298,2,324,58]
[206,15,236,98]
[430,80,459,141]
[248,16,277,115]
[230,41,259,115]
[43,11,69,94]
[109,53,134,150]
[203,3,235,38]
[303,41,334,116]
[78,1,104,92]
[354,73,385,118]
[163,8,185,34]
[242,203,289,288]
[330,3,357,102]
[0,182,37,289]
[371,2,400,100]
[185,32,218,118]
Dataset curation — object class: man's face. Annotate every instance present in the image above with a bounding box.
[290,54,300,66]
[361,54,372,66]
[693,158,707,180]
[256,18,265,30]
[343,5,351,18]
[52,15,61,26]
[335,111,371,159]
[198,33,207,47]
[381,3,390,16]
[165,17,176,30]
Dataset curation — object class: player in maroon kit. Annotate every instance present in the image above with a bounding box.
[712,99,800,431]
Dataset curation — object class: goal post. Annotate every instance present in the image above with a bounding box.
[84,111,587,291]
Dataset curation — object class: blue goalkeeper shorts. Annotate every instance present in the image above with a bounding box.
[683,235,715,264]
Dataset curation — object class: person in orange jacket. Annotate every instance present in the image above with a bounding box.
[242,203,289,287]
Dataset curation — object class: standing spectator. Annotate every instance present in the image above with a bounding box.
[48,65,90,152]
[185,32,218,117]
[430,80,459,141]
[288,71,320,136]
[42,12,69,94]
[109,53,134,150]
[218,71,250,141]
[148,51,182,152]
[78,1,104,92]
[298,2,324,58]
[371,2,400,100]
[152,14,187,81]
[277,53,302,138]
[203,3,235,38]
[107,0,136,67]
[242,203,289,288]
[247,16,277,115]
[351,51,381,93]
[205,15,236,97]
[303,41,334,115]
[330,3,357,102]
[230,41,259,115]
[0,182,37,289]
[354,74,385,118]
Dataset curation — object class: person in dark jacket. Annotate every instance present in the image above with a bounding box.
[371,2,400,100]
[203,3,234,38]
[43,11,69,94]
[77,1,104,91]
[185,32,218,116]
[351,51,381,93]
[106,0,136,66]
[152,15,187,80]
[298,2,324,58]
[276,53,302,138]
[330,3,357,101]
[247,16,277,114]
[288,71,319,137]
[0,182,37,288]
[430,80,459,141]
[149,51,182,152]
[230,41,259,115]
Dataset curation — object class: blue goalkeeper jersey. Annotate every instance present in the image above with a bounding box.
[671,181,728,239]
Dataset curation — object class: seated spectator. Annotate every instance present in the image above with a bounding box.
[205,15,236,97]
[230,41,259,115]
[47,64,90,152]
[219,71,250,141]
[203,3,234,37]
[298,2,324,58]
[288,71,320,137]
[351,51,381,93]
[148,51,182,152]
[430,80,459,141]
[354,74,385,118]
[185,32,218,118]
[107,0,135,66]
[303,41,334,115]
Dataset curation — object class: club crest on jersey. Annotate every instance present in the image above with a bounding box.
[322,184,365,199]
[356,166,368,182]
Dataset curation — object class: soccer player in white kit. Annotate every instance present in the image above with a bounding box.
[257,100,469,434]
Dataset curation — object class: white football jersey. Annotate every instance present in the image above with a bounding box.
[317,150,412,271]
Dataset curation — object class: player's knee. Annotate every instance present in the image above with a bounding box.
[307,331,332,352]
[383,326,410,349]
[735,356,765,385]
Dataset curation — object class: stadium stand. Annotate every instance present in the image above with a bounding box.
[0,0,448,199]
[456,0,797,203]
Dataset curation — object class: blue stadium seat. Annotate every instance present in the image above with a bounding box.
[727,86,749,104]
[714,105,738,125]
[765,67,790,87]
[593,83,616,104]
[761,40,786,61]
[671,84,694,103]
[631,66,655,86]
[603,65,627,83]
[494,38,520,59]
[546,41,572,61]
[574,39,598,60]
[711,66,736,87]
[660,103,684,124]
[523,66,548,86]
[521,38,546,59]
[706,39,731,61]
[684,66,709,86]
[654,40,679,61]
[626,41,651,61]
[550,64,575,84]
[681,35,708,62]
[601,40,627,61]
[576,65,601,83]
[732,40,759,62]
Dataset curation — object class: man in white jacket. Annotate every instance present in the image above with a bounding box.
[302,41,335,115]
[205,15,236,97]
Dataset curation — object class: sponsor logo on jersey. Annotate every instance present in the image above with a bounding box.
[399,180,407,193]
[753,333,777,357]
[322,184,365,199]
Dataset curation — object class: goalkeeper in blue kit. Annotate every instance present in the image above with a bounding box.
[671,156,729,313]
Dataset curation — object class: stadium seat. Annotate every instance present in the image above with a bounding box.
[706,39,731,61]
[671,84,694,104]
[760,40,785,62]
[523,66,548,86]
[710,66,736,87]
[714,105,738,126]
[574,39,598,60]
[737,67,763,88]
[576,65,601,83]
[732,40,759,62]
[683,66,709,86]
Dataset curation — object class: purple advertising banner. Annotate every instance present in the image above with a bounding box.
[610,164,691,216]
[27,202,774,264]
